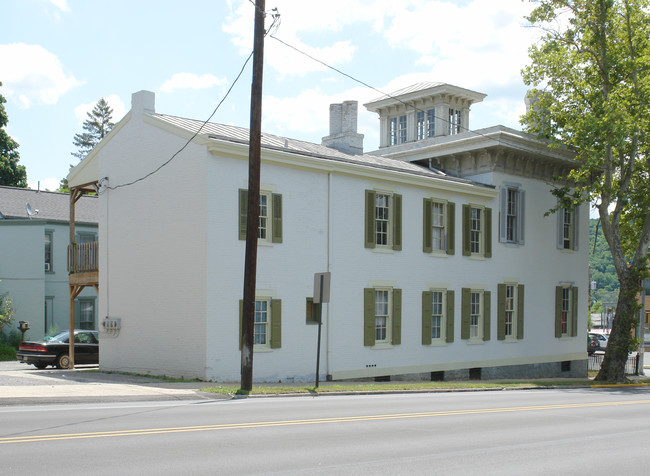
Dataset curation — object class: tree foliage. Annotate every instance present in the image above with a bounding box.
[522,0,650,382]
[71,98,115,160]
[0,82,27,188]
[0,282,16,334]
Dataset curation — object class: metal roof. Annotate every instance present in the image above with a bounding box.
[153,113,484,187]
[0,186,97,223]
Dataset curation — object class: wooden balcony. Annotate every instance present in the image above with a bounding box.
[68,241,98,286]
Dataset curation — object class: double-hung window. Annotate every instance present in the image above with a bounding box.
[449,108,461,135]
[497,283,525,340]
[389,115,407,145]
[462,205,492,257]
[557,206,578,251]
[499,185,525,245]
[239,297,282,349]
[364,287,402,346]
[416,109,435,140]
[422,289,454,345]
[44,230,53,272]
[555,285,578,337]
[423,199,455,254]
[365,190,402,250]
[238,189,282,244]
[461,288,490,342]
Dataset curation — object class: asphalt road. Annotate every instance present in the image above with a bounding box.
[2,386,650,475]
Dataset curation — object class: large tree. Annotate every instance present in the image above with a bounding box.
[0,82,27,188]
[71,97,115,160]
[522,0,650,382]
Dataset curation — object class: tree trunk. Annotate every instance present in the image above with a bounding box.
[594,270,641,383]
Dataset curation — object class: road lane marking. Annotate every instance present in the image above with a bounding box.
[2,399,650,444]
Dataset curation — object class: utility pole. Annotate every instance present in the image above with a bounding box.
[241,0,266,393]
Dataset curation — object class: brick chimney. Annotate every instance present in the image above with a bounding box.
[321,101,364,155]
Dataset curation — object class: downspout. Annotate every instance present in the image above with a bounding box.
[326,171,333,379]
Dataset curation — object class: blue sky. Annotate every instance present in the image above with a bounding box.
[1,0,539,191]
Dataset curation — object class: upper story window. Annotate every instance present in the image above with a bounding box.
[423,199,455,255]
[557,206,578,251]
[389,115,407,145]
[499,185,525,245]
[449,108,461,135]
[365,190,402,251]
[555,285,578,337]
[44,230,53,272]
[417,109,435,140]
[462,205,492,258]
[238,189,283,244]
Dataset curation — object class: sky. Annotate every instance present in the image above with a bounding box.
[0,0,541,191]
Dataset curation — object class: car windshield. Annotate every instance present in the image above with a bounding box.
[44,331,69,343]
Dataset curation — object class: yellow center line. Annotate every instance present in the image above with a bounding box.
[2,399,649,444]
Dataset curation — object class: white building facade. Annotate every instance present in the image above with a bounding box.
[68,83,587,382]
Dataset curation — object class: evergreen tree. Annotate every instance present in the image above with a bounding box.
[0,82,27,188]
[71,98,114,160]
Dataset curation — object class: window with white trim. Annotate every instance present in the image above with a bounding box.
[557,205,578,251]
[364,287,402,346]
[44,230,53,272]
[365,190,402,250]
[417,109,435,140]
[555,285,578,338]
[422,289,454,345]
[239,297,282,350]
[389,115,407,145]
[500,185,525,245]
[462,205,492,258]
[449,108,461,135]
[497,283,525,341]
[238,189,282,244]
[374,289,391,343]
[461,288,490,342]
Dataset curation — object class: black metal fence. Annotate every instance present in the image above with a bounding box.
[588,353,640,374]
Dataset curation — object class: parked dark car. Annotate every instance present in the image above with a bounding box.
[17,330,99,369]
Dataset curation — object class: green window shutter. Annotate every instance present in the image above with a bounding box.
[484,208,492,258]
[447,201,455,255]
[239,300,243,350]
[446,289,455,343]
[392,194,402,251]
[483,290,491,341]
[271,193,283,243]
[555,286,563,338]
[365,190,376,249]
[392,288,402,344]
[517,284,525,340]
[364,288,375,346]
[497,284,506,341]
[423,199,432,253]
[270,299,282,348]
[571,286,579,337]
[572,207,579,251]
[461,288,470,339]
[462,204,470,256]
[238,189,248,240]
[422,291,432,345]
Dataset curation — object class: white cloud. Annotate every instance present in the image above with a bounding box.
[159,73,227,93]
[47,0,70,12]
[74,95,127,125]
[0,43,81,108]
[28,177,61,192]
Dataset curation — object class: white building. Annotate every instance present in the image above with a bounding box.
[0,186,98,340]
[67,83,587,382]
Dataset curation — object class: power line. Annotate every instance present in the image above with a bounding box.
[101,49,255,193]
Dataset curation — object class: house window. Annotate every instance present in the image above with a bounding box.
[365,190,402,250]
[239,298,282,349]
[555,285,578,337]
[422,289,454,345]
[416,109,435,140]
[498,283,525,340]
[557,205,579,251]
[44,230,53,272]
[449,108,461,135]
[461,288,491,341]
[500,186,525,245]
[462,205,492,257]
[364,287,402,346]
[389,115,407,145]
[423,199,455,255]
[79,300,95,330]
[238,189,282,243]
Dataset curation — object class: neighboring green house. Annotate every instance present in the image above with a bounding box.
[0,185,98,340]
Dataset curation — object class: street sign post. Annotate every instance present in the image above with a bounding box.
[314,272,331,388]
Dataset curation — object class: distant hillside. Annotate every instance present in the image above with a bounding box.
[589,218,619,304]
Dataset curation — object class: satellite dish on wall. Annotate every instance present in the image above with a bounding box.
[26,202,39,218]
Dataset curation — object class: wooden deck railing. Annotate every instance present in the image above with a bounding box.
[68,241,98,274]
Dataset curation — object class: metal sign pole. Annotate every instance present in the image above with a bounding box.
[315,274,323,388]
